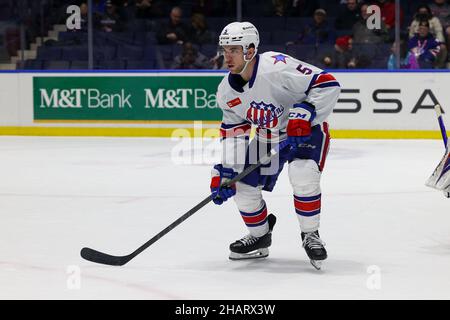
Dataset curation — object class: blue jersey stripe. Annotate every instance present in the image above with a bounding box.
[312,81,340,89]
[221,121,251,129]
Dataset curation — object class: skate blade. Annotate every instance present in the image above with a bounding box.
[310,260,323,270]
[229,248,269,260]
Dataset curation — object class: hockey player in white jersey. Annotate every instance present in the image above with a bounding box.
[209,22,341,269]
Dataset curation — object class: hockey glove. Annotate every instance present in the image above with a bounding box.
[287,102,316,150]
[210,164,237,205]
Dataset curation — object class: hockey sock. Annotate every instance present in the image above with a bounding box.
[294,194,321,233]
[239,201,269,237]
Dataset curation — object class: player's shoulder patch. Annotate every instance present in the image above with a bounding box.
[260,51,290,66]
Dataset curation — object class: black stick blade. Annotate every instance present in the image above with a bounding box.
[80,247,130,266]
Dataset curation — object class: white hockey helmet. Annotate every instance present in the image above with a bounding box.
[219,21,260,55]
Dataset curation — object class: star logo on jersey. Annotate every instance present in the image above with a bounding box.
[246,101,284,129]
[271,54,288,64]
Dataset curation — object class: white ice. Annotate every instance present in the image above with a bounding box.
[0,136,449,299]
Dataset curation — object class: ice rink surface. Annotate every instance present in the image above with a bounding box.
[0,136,449,300]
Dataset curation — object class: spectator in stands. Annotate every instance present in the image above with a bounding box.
[320,35,354,69]
[156,6,188,44]
[409,20,441,69]
[286,0,320,17]
[430,0,450,63]
[79,2,89,31]
[319,35,370,69]
[187,13,213,45]
[353,3,389,44]
[272,0,288,17]
[171,42,212,69]
[387,39,419,69]
[335,0,360,30]
[409,4,445,43]
[98,0,124,32]
[409,4,447,67]
[375,0,404,30]
[430,0,450,32]
[299,9,333,45]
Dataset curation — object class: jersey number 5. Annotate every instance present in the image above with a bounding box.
[297,64,312,75]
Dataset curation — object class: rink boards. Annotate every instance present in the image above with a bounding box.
[0,70,449,139]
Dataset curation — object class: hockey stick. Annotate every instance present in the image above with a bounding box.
[434,104,448,148]
[80,140,290,266]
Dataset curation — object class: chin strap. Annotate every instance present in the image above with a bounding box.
[238,48,258,75]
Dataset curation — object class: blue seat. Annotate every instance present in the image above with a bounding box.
[200,44,218,58]
[97,60,126,70]
[133,32,145,45]
[37,46,62,60]
[126,60,157,70]
[208,17,227,31]
[117,45,144,60]
[258,17,286,32]
[285,17,312,32]
[43,60,70,70]
[375,44,391,59]
[353,43,378,60]
[335,29,353,37]
[241,16,260,26]
[23,59,43,70]
[104,32,135,45]
[70,60,89,69]
[259,31,272,45]
[316,43,334,53]
[125,19,147,32]
[58,32,87,43]
[271,30,299,45]
[286,44,318,61]
[94,45,117,60]
[258,45,286,54]
[62,46,88,60]
[156,45,174,60]
[145,31,157,45]
[370,58,388,69]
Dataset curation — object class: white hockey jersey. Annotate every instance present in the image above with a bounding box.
[216,51,341,170]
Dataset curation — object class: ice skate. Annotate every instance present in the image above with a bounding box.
[301,230,327,270]
[229,214,276,260]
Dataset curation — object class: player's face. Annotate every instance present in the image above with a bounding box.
[222,45,245,74]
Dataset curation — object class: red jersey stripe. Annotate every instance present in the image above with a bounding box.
[314,73,336,85]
